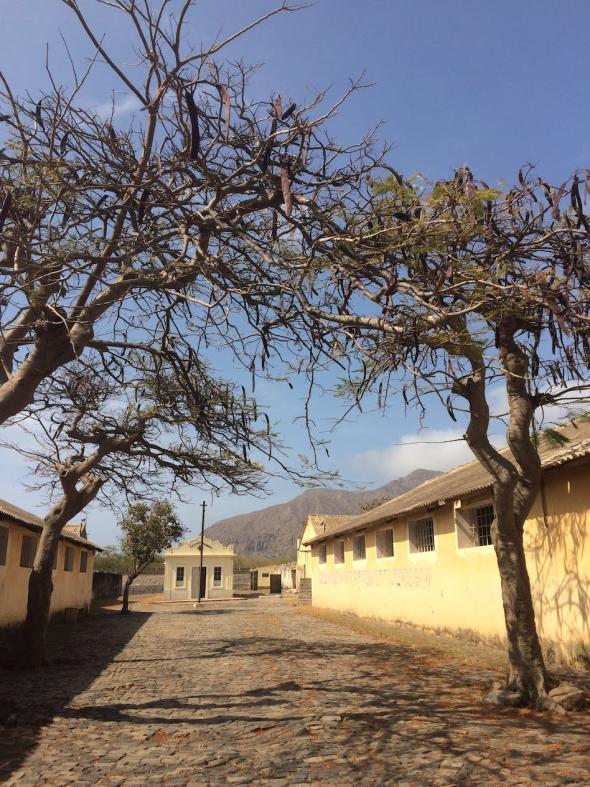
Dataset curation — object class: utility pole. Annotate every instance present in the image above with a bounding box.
[198,501,206,604]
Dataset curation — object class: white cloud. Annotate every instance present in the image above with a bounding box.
[93,94,142,121]
[348,427,503,481]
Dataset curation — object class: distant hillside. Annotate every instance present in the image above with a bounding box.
[205,469,440,559]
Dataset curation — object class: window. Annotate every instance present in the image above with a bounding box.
[262,572,269,578]
[0,526,8,566]
[80,551,88,573]
[175,566,185,587]
[475,505,494,546]
[455,502,495,549]
[353,534,366,561]
[213,566,222,586]
[409,517,435,553]
[376,528,394,558]
[318,543,327,564]
[64,546,74,572]
[334,540,345,564]
[20,535,37,568]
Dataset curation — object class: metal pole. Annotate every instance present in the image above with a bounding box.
[198,501,206,604]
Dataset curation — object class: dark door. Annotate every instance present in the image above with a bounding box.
[270,574,282,594]
[200,566,207,599]
[291,569,296,589]
[250,570,258,591]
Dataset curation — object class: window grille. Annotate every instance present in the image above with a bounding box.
[376,528,394,558]
[475,505,494,546]
[262,572,269,578]
[318,543,327,564]
[80,551,88,573]
[64,546,74,572]
[410,517,435,553]
[175,566,184,586]
[353,534,366,561]
[20,535,37,568]
[334,540,345,564]
[213,566,222,586]
[0,526,8,566]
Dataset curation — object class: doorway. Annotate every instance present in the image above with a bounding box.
[269,574,282,594]
[191,566,207,599]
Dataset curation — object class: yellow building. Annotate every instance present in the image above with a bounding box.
[0,500,102,628]
[163,537,234,600]
[297,515,353,586]
[304,421,590,663]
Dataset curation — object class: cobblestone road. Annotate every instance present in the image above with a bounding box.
[1,596,590,785]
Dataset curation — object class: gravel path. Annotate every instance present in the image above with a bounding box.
[1,596,589,785]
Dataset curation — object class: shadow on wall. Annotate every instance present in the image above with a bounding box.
[0,605,150,781]
[528,469,590,665]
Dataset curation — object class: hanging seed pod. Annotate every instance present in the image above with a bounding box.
[242,444,247,461]
[184,89,200,160]
[273,94,283,119]
[60,132,69,156]
[0,191,12,232]
[137,189,150,225]
[271,209,278,241]
[35,100,44,132]
[280,163,292,217]
[108,125,117,142]
[217,84,231,140]
[282,102,296,120]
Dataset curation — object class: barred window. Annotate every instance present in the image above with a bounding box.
[376,528,394,558]
[262,572,269,578]
[475,505,495,546]
[334,540,345,564]
[20,535,37,568]
[318,543,327,564]
[64,546,74,572]
[409,517,435,553]
[353,534,366,561]
[80,551,88,573]
[175,566,185,586]
[0,526,8,566]
[213,566,222,586]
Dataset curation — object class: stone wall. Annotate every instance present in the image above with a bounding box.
[92,571,122,599]
[124,573,164,595]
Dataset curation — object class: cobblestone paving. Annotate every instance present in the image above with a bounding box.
[1,596,590,785]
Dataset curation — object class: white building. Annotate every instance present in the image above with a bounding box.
[163,537,234,601]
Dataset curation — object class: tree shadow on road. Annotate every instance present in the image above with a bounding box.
[0,608,151,781]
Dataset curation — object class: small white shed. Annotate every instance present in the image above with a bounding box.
[163,537,235,601]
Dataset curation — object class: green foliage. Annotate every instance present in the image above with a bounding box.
[120,500,186,575]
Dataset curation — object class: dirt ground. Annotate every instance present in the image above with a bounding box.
[1,595,589,785]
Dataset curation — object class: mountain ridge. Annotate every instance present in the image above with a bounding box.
[205,468,441,558]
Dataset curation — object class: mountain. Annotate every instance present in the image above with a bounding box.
[205,469,441,559]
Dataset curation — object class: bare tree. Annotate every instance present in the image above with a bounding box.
[4,345,278,667]
[288,165,590,709]
[0,0,380,427]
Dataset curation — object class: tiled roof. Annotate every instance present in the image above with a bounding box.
[304,419,590,546]
[304,514,352,538]
[0,498,103,551]
[63,522,87,539]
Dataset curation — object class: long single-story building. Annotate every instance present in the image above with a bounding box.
[163,537,234,600]
[0,501,103,628]
[303,420,590,662]
[297,515,352,588]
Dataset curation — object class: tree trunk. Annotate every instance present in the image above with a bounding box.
[492,486,549,706]
[457,337,550,708]
[17,519,62,669]
[121,575,137,614]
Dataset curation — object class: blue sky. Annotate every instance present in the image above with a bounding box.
[1,1,588,545]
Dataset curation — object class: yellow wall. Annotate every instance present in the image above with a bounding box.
[309,461,590,662]
[0,519,95,627]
